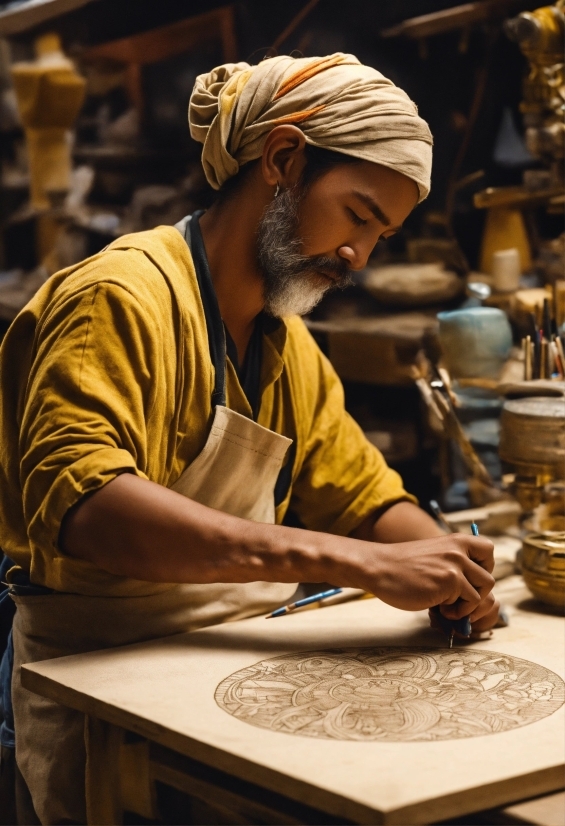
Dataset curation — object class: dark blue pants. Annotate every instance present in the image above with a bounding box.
[0,554,16,750]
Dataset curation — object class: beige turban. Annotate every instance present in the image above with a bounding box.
[189,53,433,201]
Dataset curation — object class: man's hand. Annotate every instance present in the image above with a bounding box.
[351,532,495,616]
[352,501,498,634]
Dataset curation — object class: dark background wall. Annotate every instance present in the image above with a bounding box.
[4,0,541,269]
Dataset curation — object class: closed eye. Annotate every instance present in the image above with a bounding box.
[347,207,367,227]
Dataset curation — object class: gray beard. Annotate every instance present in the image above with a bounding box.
[256,186,352,318]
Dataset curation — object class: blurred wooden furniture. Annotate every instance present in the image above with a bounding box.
[380,0,538,39]
[307,311,439,386]
[82,6,237,115]
[496,790,565,825]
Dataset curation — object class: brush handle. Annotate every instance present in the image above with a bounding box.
[267,588,342,618]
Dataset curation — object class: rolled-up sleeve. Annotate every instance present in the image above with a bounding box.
[20,281,159,570]
[287,323,416,536]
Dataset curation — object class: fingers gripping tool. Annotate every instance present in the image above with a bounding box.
[432,522,479,648]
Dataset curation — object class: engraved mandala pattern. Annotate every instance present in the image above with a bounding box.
[215,648,565,741]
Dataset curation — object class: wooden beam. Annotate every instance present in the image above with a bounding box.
[473,185,564,209]
[0,0,98,37]
[83,6,237,67]
[381,0,537,39]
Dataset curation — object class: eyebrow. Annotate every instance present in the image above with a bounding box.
[352,190,401,231]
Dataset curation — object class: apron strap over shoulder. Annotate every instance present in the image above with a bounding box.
[187,211,227,409]
[180,209,295,506]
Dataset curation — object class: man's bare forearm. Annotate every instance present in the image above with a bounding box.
[351,500,444,544]
[60,473,356,586]
[60,473,495,616]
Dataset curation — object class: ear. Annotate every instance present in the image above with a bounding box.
[261,125,307,191]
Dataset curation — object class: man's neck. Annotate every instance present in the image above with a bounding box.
[199,178,271,364]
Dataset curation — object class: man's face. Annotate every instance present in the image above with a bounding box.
[257,160,419,317]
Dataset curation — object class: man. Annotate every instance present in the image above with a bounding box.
[0,53,497,823]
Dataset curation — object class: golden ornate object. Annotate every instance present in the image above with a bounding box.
[11,33,86,209]
[505,1,565,167]
[522,531,565,608]
[499,397,565,511]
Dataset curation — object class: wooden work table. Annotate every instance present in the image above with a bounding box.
[21,577,565,825]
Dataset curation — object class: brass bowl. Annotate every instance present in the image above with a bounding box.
[522,531,565,609]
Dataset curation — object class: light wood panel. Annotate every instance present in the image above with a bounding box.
[22,577,565,825]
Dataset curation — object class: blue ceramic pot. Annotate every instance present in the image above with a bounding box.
[437,307,512,379]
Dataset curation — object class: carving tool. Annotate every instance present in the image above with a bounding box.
[431,521,478,647]
[448,521,480,648]
[266,588,342,618]
[432,608,472,649]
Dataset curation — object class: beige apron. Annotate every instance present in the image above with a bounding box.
[11,213,297,824]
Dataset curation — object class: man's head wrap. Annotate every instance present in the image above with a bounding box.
[189,53,433,202]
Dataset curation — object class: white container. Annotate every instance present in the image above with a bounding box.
[492,247,521,292]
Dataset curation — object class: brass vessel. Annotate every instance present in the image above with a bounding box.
[521,531,565,608]
[499,397,565,511]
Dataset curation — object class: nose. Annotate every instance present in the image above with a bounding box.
[337,244,369,271]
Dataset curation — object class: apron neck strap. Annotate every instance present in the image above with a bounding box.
[186,211,227,409]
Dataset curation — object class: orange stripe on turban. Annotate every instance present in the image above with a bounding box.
[189,53,433,201]
[273,54,354,100]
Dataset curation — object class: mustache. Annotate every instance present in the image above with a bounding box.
[304,255,352,286]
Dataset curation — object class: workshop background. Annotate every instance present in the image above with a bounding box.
[0,0,563,532]
[0,3,564,825]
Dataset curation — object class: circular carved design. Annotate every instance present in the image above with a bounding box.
[215,647,565,741]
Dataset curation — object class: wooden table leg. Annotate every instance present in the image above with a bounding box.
[85,716,123,825]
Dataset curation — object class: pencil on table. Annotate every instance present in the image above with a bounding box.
[266,588,343,618]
